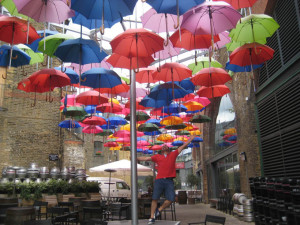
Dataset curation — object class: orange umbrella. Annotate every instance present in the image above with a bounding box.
[224,128,237,134]
[157,133,173,142]
[160,116,183,126]
[183,101,204,112]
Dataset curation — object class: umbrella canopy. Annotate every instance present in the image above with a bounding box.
[54,38,108,65]
[135,66,158,84]
[82,125,103,134]
[0,15,39,45]
[191,67,232,86]
[63,106,87,118]
[125,111,150,122]
[107,116,128,126]
[176,78,195,93]
[96,103,123,113]
[110,28,164,58]
[82,116,107,126]
[161,116,183,126]
[229,14,280,43]
[119,86,148,99]
[58,120,81,129]
[162,103,187,114]
[54,67,79,84]
[0,0,32,20]
[148,82,190,101]
[80,68,122,89]
[16,44,44,64]
[138,123,160,133]
[213,0,258,10]
[196,85,231,98]
[76,90,109,105]
[153,62,192,82]
[188,57,223,74]
[0,45,31,67]
[189,114,212,123]
[89,159,152,173]
[225,61,263,72]
[107,53,154,70]
[183,101,205,112]
[14,0,75,23]
[152,41,181,60]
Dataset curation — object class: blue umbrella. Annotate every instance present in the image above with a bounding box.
[0,45,31,67]
[228,135,237,141]
[149,82,189,100]
[107,116,128,126]
[26,30,59,52]
[161,102,187,114]
[72,12,120,30]
[54,66,79,84]
[140,96,172,109]
[144,130,162,136]
[225,61,263,72]
[59,120,81,128]
[218,141,231,147]
[175,78,195,93]
[71,0,137,33]
[100,124,117,129]
[84,105,101,114]
[145,118,162,127]
[80,67,122,89]
[172,140,184,146]
[54,38,108,65]
[192,137,204,143]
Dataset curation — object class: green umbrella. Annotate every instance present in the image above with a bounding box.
[153,140,164,145]
[188,57,223,74]
[16,44,44,64]
[38,33,74,57]
[189,115,211,123]
[0,0,33,21]
[125,111,150,122]
[175,130,191,136]
[229,14,280,43]
[105,138,117,142]
[63,106,87,118]
[120,76,130,84]
[138,123,160,132]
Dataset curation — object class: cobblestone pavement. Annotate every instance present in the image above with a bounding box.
[161,203,255,225]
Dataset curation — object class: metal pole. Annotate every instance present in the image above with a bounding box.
[130,69,138,224]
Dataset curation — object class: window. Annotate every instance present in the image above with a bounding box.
[94,141,103,156]
[116,182,130,190]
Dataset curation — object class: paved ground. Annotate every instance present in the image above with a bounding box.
[161,203,255,225]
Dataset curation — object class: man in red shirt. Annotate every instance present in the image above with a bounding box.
[137,134,196,224]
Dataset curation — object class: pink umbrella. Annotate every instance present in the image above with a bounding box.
[137,140,151,147]
[82,116,107,126]
[14,0,75,23]
[152,41,181,60]
[82,125,103,134]
[69,63,101,74]
[213,31,231,50]
[213,0,258,10]
[141,8,183,45]
[101,58,112,69]
[196,85,231,98]
[135,66,158,85]
[188,96,211,107]
[60,94,76,105]
[119,86,148,98]
[113,130,130,138]
[181,1,242,35]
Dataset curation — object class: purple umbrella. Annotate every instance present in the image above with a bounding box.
[181,1,241,35]
[14,0,75,23]
[152,41,181,60]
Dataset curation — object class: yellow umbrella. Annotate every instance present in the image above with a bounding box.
[157,134,173,142]
[180,123,194,131]
[190,130,202,135]
[174,136,188,142]
[109,146,122,151]
[183,101,204,112]
[119,123,139,131]
[224,128,237,135]
[160,116,183,126]
[108,98,120,104]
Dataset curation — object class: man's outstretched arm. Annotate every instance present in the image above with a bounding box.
[137,156,152,162]
[177,134,197,154]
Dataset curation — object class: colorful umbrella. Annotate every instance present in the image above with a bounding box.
[14,0,75,23]
[16,44,44,65]
[107,116,127,126]
[157,133,173,142]
[176,78,195,93]
[188,57,223,74]
[80,68,122,89]
[187,96,211,107]
[96,103,123,113]
[161,116,183,126]
[224,128,237,134]
[82,116,107,126]
[75,90,109,106]
[229,43,275,66]
[183,101,205,112]
[161,103,187,114]
[152,41,181,60]
[125,111,150,122]
[138,123,160,132]
[135,66,158,85]
[63,106,87,118]
[82,125,103,134]
[213,0,258,10]
[189,115,211,123]
[196,85,231,98]
[0,0,32,20]
[165,123,187,130]
[0,45,31,67]
[153,62,192,82]
[119,86,148,98]
[225,61,264,72]
[54,67,79,84]
[124,98,148,111]
[58,120,81,129]
[106,53,154,70]
[229,14,280,43]
[191,67,232,86]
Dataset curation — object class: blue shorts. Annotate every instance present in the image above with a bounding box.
[152,178,175,201]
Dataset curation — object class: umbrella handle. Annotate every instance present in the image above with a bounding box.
[80,77,87,82]
[194,52,198,66]
[22,67,28,76]
[1,67,7,79]
[12,55,18,60]
[133,68,140,73]
[31,92,37,107]
[100,25,105,35]
[174,15,180,29]
[164,37,169,47]
[61,66,67,73]
[156,67,161,72]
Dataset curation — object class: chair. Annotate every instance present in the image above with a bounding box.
[33,200,49,220]
[52,214,70,225]
[24,219,52,225]
[107,203,130,221]
[188,214,226,225]
[48,207,69,223]
[58,202,75,212]
[82,207,103,221]
[161,202,176,221]
[81,200,101,208]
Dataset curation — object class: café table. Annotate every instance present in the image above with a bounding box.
[5,207,35,225]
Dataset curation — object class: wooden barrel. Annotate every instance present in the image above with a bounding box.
[188,197,195,204]
[177,191,187,205]
[5,207,35,225]
[0,198,19,224]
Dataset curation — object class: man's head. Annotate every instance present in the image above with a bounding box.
[161,144,170,153]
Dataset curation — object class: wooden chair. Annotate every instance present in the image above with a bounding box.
[188,214,226,225]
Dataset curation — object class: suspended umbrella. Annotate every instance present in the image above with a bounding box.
[153,62,192,83]
[16,44,44,65]
[138,123,160,133]
[96,103,123,114]
[183,101,205,112]
[175,130,190,136]
[165,123,187,130]
[119,124,131,131]
[188,57,223,74]
[63,106,87,118]
[145,118,162,127]
[58,120,81,129]
[119,86,148,99]
[75,90,109,106]
[174,93,196,102]
[213,0,258,9]
[225,61,264,73]
[229,14,280,43]
[26,29,59,52]
[113,130,131,138]
[54,67,79,85]
[0,45,31,68]
[14,0,74,23]
[191,67,232,87]
[157,134,173,142]
[172,140,184,146]
[84,105,101,114]
[69,62,101,74]
[174,136,188,142]
[175,78,195,94]
[188,96,211,107]
[82,125,103,134]
[95,81,130,98]
[124,98,148,111]
[189,115,212,123]
[162,103,187,114]
[38,33,74,57]
[190,130,202,136]
[224,128,237,134]
[96,129,113,136]
[0,0,33,20]
[150,145,163,151]
[82,116,107,126]
[161,116,183,126]
[196,85,231,98]
[107,116,127,126]
[104,141,119,147]
[152,41,181,60]
[71,0,137,34]
[141,8,183,45]
[212,31,231,50]
[146,0,205,29]
[125,111,150,122]
[135,66,157,85]
[192,137,204,143]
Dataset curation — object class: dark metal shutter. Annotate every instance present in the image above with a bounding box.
[257,74,300,178]
[258,0,300,87]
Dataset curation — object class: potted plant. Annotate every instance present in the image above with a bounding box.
[186,173,200,204]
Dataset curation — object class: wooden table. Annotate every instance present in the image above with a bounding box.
[5,207,35,225]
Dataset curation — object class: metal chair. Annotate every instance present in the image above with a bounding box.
[82,207,103,221]
[24,219,52,225]
[161,202,176,221]
[188,214,226,225]
[33,200,48,220]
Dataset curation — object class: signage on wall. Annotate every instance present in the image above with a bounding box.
[49,154,59,161]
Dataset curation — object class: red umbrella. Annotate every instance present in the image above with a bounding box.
[125,98,149,111]
[229,43,274,66]
[0,15,39,44]
[96,103,123,113]
[82,116,107,126]
[150,145,163,151]
[174,93,196,102]
[170,28,220,51]
[110,28,164,58]
[191,68,232,87]
[18,78,53,93]
[153,62,192,82]
[135,66,158,85]
[196,85,231,98]
[94,81,130,97]
[212,0,258,10]
[75,90,109,105]
[113,130,130,138]
[104,142,119,147]
[106,53,154,70]
[82,125,103,134]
